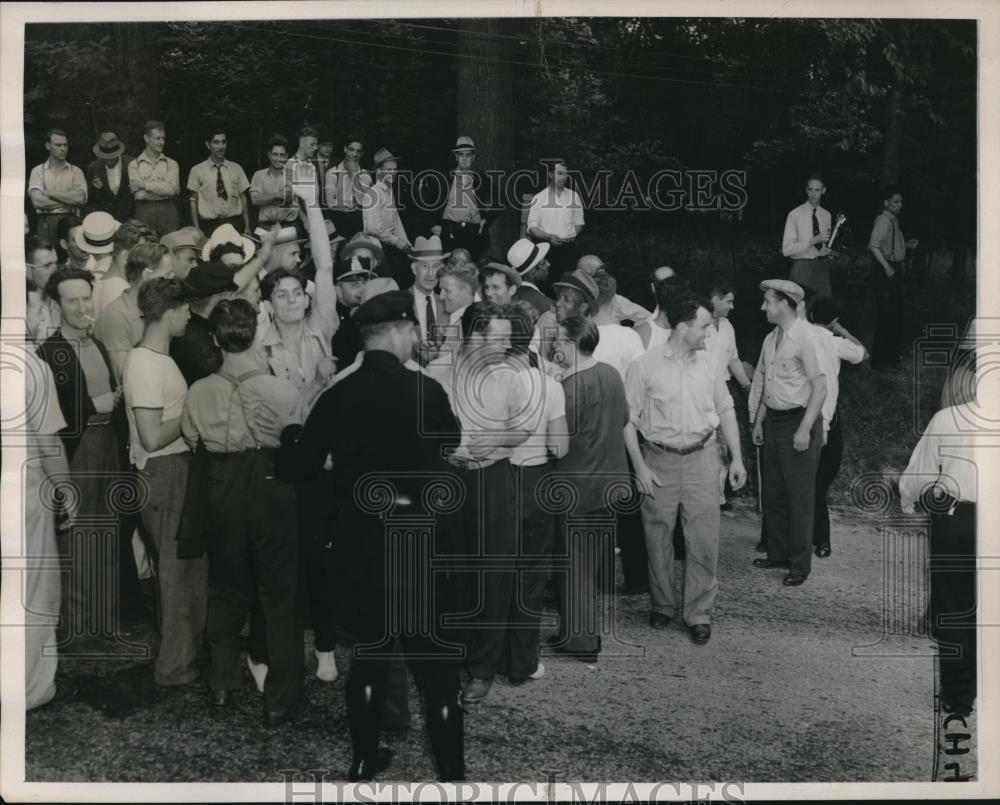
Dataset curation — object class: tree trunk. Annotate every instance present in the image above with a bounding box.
[456,19,519,251]
[880,86,903,187]
[114,23,161,141]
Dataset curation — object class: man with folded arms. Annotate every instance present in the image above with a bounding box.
[748,279,827,587]
[625,294,747,645]
[250,135,298,227]
[28,128,88,250]
[128,120,180,237]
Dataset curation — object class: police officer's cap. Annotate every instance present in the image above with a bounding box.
[354,290,419,327]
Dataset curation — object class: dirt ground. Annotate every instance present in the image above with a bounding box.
[23,499,969,785]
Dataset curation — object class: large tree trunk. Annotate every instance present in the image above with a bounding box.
[880,87,903,187]
[113,23,161,141]
[456,19,519,251]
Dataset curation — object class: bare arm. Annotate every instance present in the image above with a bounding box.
[133,407,182,453]
[547,414,570,460]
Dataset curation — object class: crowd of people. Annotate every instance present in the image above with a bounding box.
[17,122,978,780]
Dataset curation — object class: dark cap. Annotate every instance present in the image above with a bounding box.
[552,269,599,304]
[354,290,419,327]
[335,254,378,283]
[185,261,238,299]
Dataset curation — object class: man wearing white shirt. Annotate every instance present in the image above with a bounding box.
[591,269,644,382]
[28,128,88,250]
[781,175,833,299]
[800,296,866,558]
[527,160,584,275]
[408,238,448,346]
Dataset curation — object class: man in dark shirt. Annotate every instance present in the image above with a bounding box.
[330,254,375,369]
[169,262,237,385]
[277,290,464,782]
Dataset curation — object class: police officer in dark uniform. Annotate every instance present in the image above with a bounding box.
[277,290,465,782]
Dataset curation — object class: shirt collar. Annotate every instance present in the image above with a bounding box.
[140,150,166,163]
[45,159,70,172]
[259,314,324,347]
[562,354,597,379]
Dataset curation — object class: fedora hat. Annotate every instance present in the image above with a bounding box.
[507,238,551,275]
[451,136,477,154]
[552,269,599,304]
[203,223,256,263]
[483,262,522,287]
[372,147,400,166]
[75,211,120,255]
[161,226,206,254]
[411,235,450,262]
[340,233,385,264]
[93,132,125,159]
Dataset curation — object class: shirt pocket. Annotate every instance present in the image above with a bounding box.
[776,358,799,379]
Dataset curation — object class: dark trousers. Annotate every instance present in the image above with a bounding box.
[296,472,338,653]
[790,258,831,300]
[501,462,556,678]
[554,508,615,654]
[339,504,464,780]
[619,454,650,591]
[330,210,363,241]
[929,502,976,712]
[134,199,179,239]
[200,214,243,237]
[871,261,903,368]
[449,461,518,680]
[205,450,303,717]
[347,634,463,780]
[762,408,822,577]
[441,220,489,261]
[813,410,844,547]
[545,241,579,277]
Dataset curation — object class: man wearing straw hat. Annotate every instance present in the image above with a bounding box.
[85,131,134,222]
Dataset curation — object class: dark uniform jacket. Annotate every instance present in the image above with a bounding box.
[85,156,135,222]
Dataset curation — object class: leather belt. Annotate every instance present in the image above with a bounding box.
[643,431,713,456]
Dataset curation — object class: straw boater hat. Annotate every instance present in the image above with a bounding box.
[75,212,120,255]
[506,238,551,276]
[204,223,256,263]
[92,132,125,160]
[451,136,477,154]
[411,235,450,262]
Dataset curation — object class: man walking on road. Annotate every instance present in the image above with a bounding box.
[625,294,747,645]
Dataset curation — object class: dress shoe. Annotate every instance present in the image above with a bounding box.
[550,644,598,663]
[265,698,306,728]
[509,662,546,686]
[211,689,235,708]
[753,558,789,569]
[461,677,493,704]
[815,543,832,558]
[689,624,711,645]
[348,747,392,782]
[648,611,671,629]
[782,574,808,587]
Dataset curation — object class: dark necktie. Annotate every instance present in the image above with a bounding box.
[216,165,228,201]
[425,293,436,342]
[812,208,820,240]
